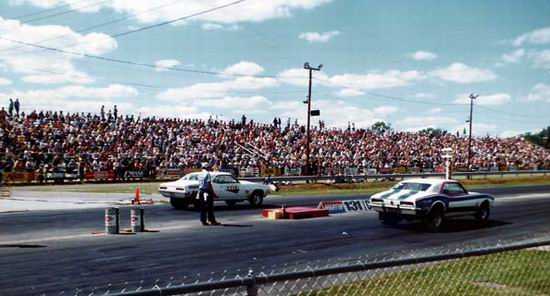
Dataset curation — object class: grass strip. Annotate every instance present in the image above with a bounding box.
[16,176,550,196]
[300,250,550,296]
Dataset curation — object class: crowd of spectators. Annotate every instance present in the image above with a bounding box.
[0,106,549,179]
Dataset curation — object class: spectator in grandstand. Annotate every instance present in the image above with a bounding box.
[8,98,13,117]
[0,106,548,185]
[14,98,20,117]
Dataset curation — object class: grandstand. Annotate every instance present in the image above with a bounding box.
[0,108,549,183]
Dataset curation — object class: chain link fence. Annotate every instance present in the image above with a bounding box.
[46,236,550,296]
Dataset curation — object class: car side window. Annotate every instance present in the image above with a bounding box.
[442,183,467,196]
[213,175,238,184]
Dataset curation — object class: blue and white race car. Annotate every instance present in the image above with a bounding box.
[368,178,494,231]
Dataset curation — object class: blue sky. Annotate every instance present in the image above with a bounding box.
[0,0,549,136]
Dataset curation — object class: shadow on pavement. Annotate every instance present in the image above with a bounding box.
[0,244,47,248]
[391,219,511,233]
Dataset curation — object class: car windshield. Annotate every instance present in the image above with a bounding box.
[393,182,431,191]
[179,173,201,181]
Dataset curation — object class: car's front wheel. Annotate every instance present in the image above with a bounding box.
[475,202,490,225]
[424,206,445,232]
[170,198,189,210]
[248,191,264,207]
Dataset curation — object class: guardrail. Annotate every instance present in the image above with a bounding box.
[2,169,548,186]
[243,169,550,183]
[110,238,550,296]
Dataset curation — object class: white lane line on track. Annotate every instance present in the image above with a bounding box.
[0,215,267,246]
[2,192,549,246]
[496,193,550,202]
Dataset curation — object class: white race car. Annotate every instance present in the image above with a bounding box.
[159,171,277,209]
[368,178,494,231]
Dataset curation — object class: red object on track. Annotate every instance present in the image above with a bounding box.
[262,207,328,219]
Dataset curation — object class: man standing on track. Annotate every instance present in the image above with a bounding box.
[198,164,221,226]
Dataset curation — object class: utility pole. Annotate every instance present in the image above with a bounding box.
[466,93,478,172]
[303,62,323,175]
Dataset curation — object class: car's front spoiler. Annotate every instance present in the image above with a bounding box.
[370,205,427,217]
[159,190,194,199]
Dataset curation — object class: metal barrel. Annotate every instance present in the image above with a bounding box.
[105,207,120,234]
[130,207,145,232]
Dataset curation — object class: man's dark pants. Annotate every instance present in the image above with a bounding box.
[199,191,216,224]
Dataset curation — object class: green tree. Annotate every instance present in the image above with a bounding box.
[419,128,447,137]
[523,126,550,149]
[371,121,392,135]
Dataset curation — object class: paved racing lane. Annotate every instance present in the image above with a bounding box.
[0,185,549,295]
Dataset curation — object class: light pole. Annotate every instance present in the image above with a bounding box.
[442,148,453,180]
[303,62,323,175]
[466,93,478,172]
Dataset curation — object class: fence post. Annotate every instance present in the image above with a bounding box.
[246,270,258,296]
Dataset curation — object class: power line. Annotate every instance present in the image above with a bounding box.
[0,0,184,54]
[0,0,249,64]
[111,0,247,38]
[0,35,281,79]
[476,105,542,119]
[22,0,112,24]
[9,0,86,20]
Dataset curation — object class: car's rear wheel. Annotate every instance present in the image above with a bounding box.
[225,200,238,208]
[248,191,264,207]
[170,198,188,210]
[424,206,445,232]
[475,202,490,225]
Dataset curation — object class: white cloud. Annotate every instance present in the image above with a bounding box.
[528,50,550,70]
[10,0,104,12]
[14,0,332,25]
[201,23,224,30]
[0,84,138,113]
[201,23,240,31]
[453,93,511,106]
[278,68,424,90]
[329,70,425,90]
[298,30,340,43]
[430,63,497,84]
[429,107,442,114]
[134,105,210,119]
[513,27,550,46]
[373,106,398,117]
[454,122,498,136]
[196,95,272,111]
[525,83,550,103]
[157,75,278,102]
[502,48,525,63]
[398,116,458,131]
[410,51,437,61]
[415,92,435,99]
[336,88,364,97]
[277,68,330,87]
[0,16,117,85]
[499,130,523,138]
[271,99,386,128]
[222,61,264,76]
[0,77,12,85]
[155,59,181,72]
[22,69,92,84]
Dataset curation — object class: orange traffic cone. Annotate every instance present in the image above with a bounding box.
[133,186,141,205]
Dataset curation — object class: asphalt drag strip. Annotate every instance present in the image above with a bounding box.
[0,186,549,295]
